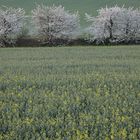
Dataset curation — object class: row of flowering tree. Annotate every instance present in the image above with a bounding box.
[0,5,80,47]
[0,5,140,46]
[85,6,140,44]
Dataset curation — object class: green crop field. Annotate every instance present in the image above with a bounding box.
[0,45,140,139]
[0,0,140,25]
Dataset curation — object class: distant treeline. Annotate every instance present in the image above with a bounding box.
[0,5,140,47]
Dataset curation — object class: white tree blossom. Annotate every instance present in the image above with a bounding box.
[120,8,140,42]
[85,6,140,44]
[32,5,80,43]
[0,7,26,47]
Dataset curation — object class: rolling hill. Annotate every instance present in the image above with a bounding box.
[0,0,140,25]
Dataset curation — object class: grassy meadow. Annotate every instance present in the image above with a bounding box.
[0,45,140,139]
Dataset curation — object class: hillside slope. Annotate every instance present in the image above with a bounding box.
[0,0,140,25]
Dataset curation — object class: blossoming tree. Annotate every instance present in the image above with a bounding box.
[0,7,26,47]
[85,6,140,44]
[32,5,80,44]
